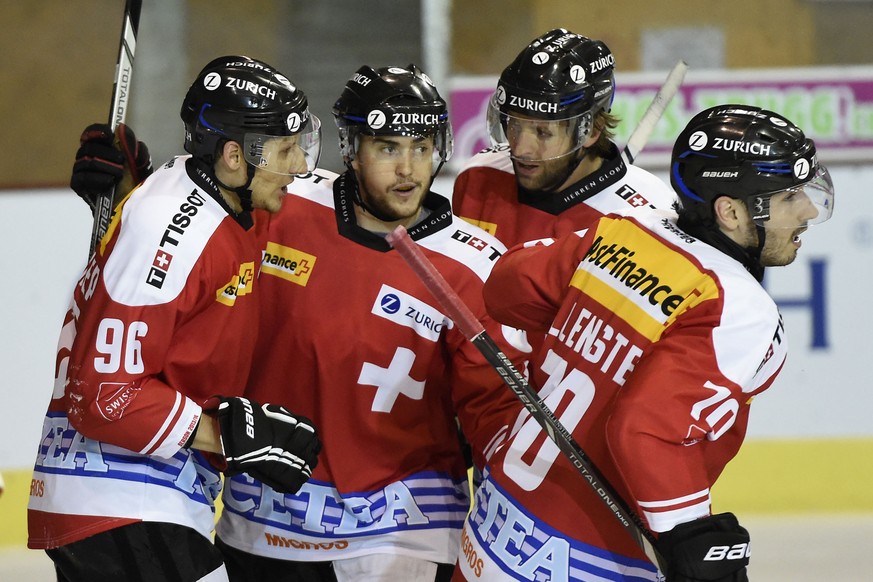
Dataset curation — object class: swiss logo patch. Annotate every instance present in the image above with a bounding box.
[96,382,142,421]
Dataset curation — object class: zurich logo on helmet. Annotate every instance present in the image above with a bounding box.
[286,112,302,132]
[793,158,811,180]
[368,110,387,130]
[203,72,221,91]
[495,86,507,106]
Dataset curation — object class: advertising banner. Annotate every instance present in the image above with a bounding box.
[449,65,873,171]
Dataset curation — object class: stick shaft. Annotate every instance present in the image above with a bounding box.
[621,60,688,165]
[89,0,143,257]
[386,225,663,567]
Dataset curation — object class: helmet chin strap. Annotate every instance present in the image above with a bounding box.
[215,163,256,212]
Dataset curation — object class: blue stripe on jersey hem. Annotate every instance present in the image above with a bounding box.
[469,476,658,581]
[222,470,470,539]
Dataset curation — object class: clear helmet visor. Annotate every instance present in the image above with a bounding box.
[747,164,835,229]
[339,125,453,175]
[486,93,592,163]
[243,114,322,176]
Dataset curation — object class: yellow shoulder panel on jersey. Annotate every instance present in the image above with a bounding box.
[569,216,720,341]
[458,215,498,237]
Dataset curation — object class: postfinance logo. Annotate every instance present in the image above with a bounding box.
[260,241,317,286]
[573,218,719,341]
[216,262,256,306]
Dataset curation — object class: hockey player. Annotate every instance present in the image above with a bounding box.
[452,28,677,247]
[457,105,835,581]
[29,56,323,582]
[209,64,526,582]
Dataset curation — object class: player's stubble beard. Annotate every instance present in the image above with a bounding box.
[513,149,581,193]
[359,177,429,222]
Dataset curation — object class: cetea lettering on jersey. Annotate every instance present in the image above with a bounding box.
[474,478,571,581]
[34,416,213,497]
[223,478,439,536]
[371,284,451,342]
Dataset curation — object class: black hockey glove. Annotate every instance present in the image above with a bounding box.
[214,397,321,494]
[70,122,153,213]
[655,513,750,582]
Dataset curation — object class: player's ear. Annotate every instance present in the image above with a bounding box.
[713,195,748,232]
[213,141,246,191]
[220,140,244,171]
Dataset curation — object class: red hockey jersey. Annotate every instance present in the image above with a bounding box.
[216,170,527,564]
[28,157,262,548]
[455,210,787,581]
[451,144,677,247]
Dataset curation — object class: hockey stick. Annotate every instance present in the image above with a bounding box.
[386,225,665,569]
[620,60,688,165]
[88,0,143,256]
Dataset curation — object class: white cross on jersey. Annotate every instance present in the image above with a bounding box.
[153,250,172,269]
[358,347,425,412]
[628,194,649,208]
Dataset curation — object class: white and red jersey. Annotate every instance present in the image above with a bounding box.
[452,143,677,247]
[28,156,262,549]
[455,210,787,581]
[216,170,526,565]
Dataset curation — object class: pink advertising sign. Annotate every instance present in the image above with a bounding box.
[448,66,873,170]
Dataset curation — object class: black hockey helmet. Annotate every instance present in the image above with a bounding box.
[671,104,834,227]
[332,64,453,176]
[180,55,321,175]
[487,28,616,160]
